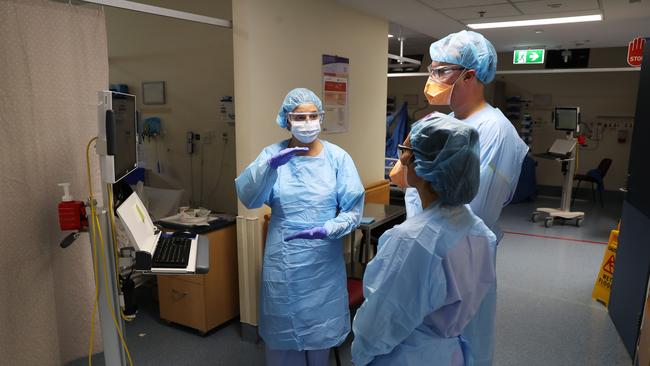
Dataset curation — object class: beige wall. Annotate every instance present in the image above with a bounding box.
[105,0,237,214]
[232,0,388,325]
[233,0,388,190]
[499,70,638,191]
[388,47,639,191]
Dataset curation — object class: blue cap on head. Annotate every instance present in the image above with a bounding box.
[276,88,323,128]
[429,30,497,84]
[410,113,480,205]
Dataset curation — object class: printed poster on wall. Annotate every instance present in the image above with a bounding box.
[322,55,349,134]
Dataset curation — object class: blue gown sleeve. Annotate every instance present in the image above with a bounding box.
[323,152,365,239]
[404,187,422,219]
[234,147,279,209]
[351,230,447,366]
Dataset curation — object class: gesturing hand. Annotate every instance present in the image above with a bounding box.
[285,227,328,241]
[268,147,310,169]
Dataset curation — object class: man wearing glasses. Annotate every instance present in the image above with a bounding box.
[403,30,528,366]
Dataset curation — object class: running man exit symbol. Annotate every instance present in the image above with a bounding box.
[513,49,545,64]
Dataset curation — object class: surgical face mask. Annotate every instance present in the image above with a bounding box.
[290,120,321,144]
[389,160,409,188]
[423,70,466,105]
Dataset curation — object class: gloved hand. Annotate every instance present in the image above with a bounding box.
[267,147,309,169]
[285,227,328,241]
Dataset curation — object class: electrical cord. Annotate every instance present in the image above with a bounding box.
[85,137,134,366]
[200,139,209,205]
[190,154,195,206]
[107,184,135,322]
[92,212,134,366]
[86,137,100,366]
[205,140,227,204]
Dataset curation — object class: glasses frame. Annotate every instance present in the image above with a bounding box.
[397,144,413,154]
[287,111,324,123]
[397,144,418,165]
[426,65,466,80]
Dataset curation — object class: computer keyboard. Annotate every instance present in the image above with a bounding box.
[152,237,192,268]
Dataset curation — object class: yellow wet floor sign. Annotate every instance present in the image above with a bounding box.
[592,229,619,306]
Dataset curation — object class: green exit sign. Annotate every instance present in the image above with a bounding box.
[513,49,545,64]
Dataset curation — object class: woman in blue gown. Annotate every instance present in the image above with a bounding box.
[352,114,497,366]
[235,88,365,366]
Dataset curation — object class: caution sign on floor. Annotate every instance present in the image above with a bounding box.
[592,229,619,306]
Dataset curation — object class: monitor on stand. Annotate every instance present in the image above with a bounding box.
[554,107,579,133]
[98,91,138,183]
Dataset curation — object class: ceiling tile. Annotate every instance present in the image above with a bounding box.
[513,0,600,15]
[440,4,521,20]
[418,0,507,10]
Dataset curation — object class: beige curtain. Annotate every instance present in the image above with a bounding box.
[0,0,108,364]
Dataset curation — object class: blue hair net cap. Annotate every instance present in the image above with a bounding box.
[276,88,323,128]
[410,113,480,206]
[429,30,497,84]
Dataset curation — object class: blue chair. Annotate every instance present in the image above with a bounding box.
[573,158,612,208]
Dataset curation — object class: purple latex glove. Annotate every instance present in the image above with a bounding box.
[267,147,310,169]
[285,227,328,241]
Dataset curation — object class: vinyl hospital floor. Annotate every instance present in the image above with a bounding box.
[68,196,632,366]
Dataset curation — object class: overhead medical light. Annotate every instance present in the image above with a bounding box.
[467,14,602,29]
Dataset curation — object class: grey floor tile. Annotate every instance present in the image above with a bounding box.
[67,196,633,366]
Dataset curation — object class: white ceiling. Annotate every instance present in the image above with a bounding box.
[338,0,650,52]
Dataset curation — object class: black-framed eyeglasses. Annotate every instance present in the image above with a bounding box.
[397,144,415,155]
[426,65,466,80]
[397,144,416,165]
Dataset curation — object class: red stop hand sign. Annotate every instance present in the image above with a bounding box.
[628,37,645,67]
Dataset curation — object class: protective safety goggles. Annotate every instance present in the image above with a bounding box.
[426,65,466,81]
[287,111,324,122]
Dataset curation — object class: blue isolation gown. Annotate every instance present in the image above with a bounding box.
[404,104,528,366]
[235,139,365,351]
[351,203,497,366]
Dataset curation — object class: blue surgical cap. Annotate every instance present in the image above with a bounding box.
[276,88,323,128]
[410,113,480,206]
[429,30,497,84]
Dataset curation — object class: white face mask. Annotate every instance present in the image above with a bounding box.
[290,120,321,143]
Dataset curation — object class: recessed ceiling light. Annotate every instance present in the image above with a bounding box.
[535,29,544,34]
[468,14,602,29]
[388,34,394,38]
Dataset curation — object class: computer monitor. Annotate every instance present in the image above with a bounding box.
[554,107,579,132]
[99,91,138,183]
